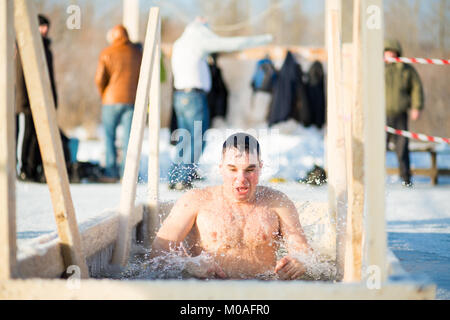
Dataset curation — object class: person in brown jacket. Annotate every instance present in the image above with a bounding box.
[95,25,142,180]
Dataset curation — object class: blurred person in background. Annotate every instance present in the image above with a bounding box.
[95,25,142,182]
[384,39,424,187]
[169,16,273,190]
[15,14,69,183]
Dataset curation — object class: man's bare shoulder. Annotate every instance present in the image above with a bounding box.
[176,186,219,206]
[256,186,295,207]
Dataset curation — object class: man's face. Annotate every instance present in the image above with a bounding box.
[39,24,49,38]
[220,148,262,203]
[384,50,398,60]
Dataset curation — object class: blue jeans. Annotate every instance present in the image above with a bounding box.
[102,104,134,178]
[169,91,210,184]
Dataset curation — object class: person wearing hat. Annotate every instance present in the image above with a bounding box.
[15,14,61,182]
[95,25,143,182]
[384,39,424,187]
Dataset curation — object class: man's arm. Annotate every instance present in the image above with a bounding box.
[276,194,311,254]
[150,189,227,279]
[274,192,312,280]
[150,189,200,257]
[197,24,272,54]
[94,53,109,97]
[409,66,424,121]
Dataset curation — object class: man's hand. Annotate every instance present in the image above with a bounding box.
[410,109,421,121]
[275,256,307,280]
[184,259,227,280]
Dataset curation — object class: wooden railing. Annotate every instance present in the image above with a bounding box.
[111,7,161,266]
[2,0,89,279]
[0,1,162,279]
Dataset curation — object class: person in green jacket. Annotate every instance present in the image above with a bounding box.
[384,39,424,187]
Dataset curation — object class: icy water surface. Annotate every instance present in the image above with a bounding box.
[389,232,450,300]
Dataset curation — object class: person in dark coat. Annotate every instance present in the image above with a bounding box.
[268,51,311,127]
[15,14,62,182]
[305,61,326,129]
[207,53,228,126]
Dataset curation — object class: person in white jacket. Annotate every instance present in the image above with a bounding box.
[169,17,273,190]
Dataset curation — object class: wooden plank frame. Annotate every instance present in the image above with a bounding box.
[13,0,88,278]
[0,0,17,280]
[342,42,356,281]
[361,0,388,281]
[123,0,140,43]
[112,7,161,266]
[326,0,349,281]
[0,279,436,300]
[345,0,365,282]
[341,0,366,283]
[0,2,436,300]
[146,12,161,248]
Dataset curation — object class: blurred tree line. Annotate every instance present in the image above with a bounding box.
[30,0,448,138]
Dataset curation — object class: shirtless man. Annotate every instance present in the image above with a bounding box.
[151,133,312,280]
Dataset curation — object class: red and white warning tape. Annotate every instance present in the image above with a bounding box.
[386,126,450,144]
[385,57,450,65]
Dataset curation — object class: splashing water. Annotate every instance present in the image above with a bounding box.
[99,242,336,282]
[98,185,337,281]
[291,251,337,281]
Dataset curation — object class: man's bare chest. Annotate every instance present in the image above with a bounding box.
[195,204,280,249]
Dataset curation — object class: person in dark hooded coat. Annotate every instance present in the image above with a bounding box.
[268,51,311,127]
[305,61,326,129]
[15,14,65,182]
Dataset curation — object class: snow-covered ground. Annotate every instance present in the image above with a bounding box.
[15,125,450,299]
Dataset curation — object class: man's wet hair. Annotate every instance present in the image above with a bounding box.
[222,133,261,161]
[38,14,50,27]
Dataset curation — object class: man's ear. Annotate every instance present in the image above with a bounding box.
[259,160,264,169]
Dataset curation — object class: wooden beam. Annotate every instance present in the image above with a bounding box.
[112,7,160,266]
[17,205,144,279]
[341,0,354,43]
[350,0,364,282]
[123,0,140,43]
[146,13,161,248]
[14,0,88,278]
[342,42,355,281]
[326,0,348,281]
[361,0,387,281]
[0,279,436,300]
[342,0,365,283]
[0,0,17,280]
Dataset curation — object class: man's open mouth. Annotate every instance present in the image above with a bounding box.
[235,186,249,195]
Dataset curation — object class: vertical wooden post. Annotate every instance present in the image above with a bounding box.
[326,0,348,281]
[361,0,387,282]
[343,0,365,282]
[123,0,140,43]
[0,0,17,280]
[342,43,355,281]
[112,7,160,266]
[431,151,438,185]
[146,14,161,248]
[341,0,353,43]
[14,0,88,278]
